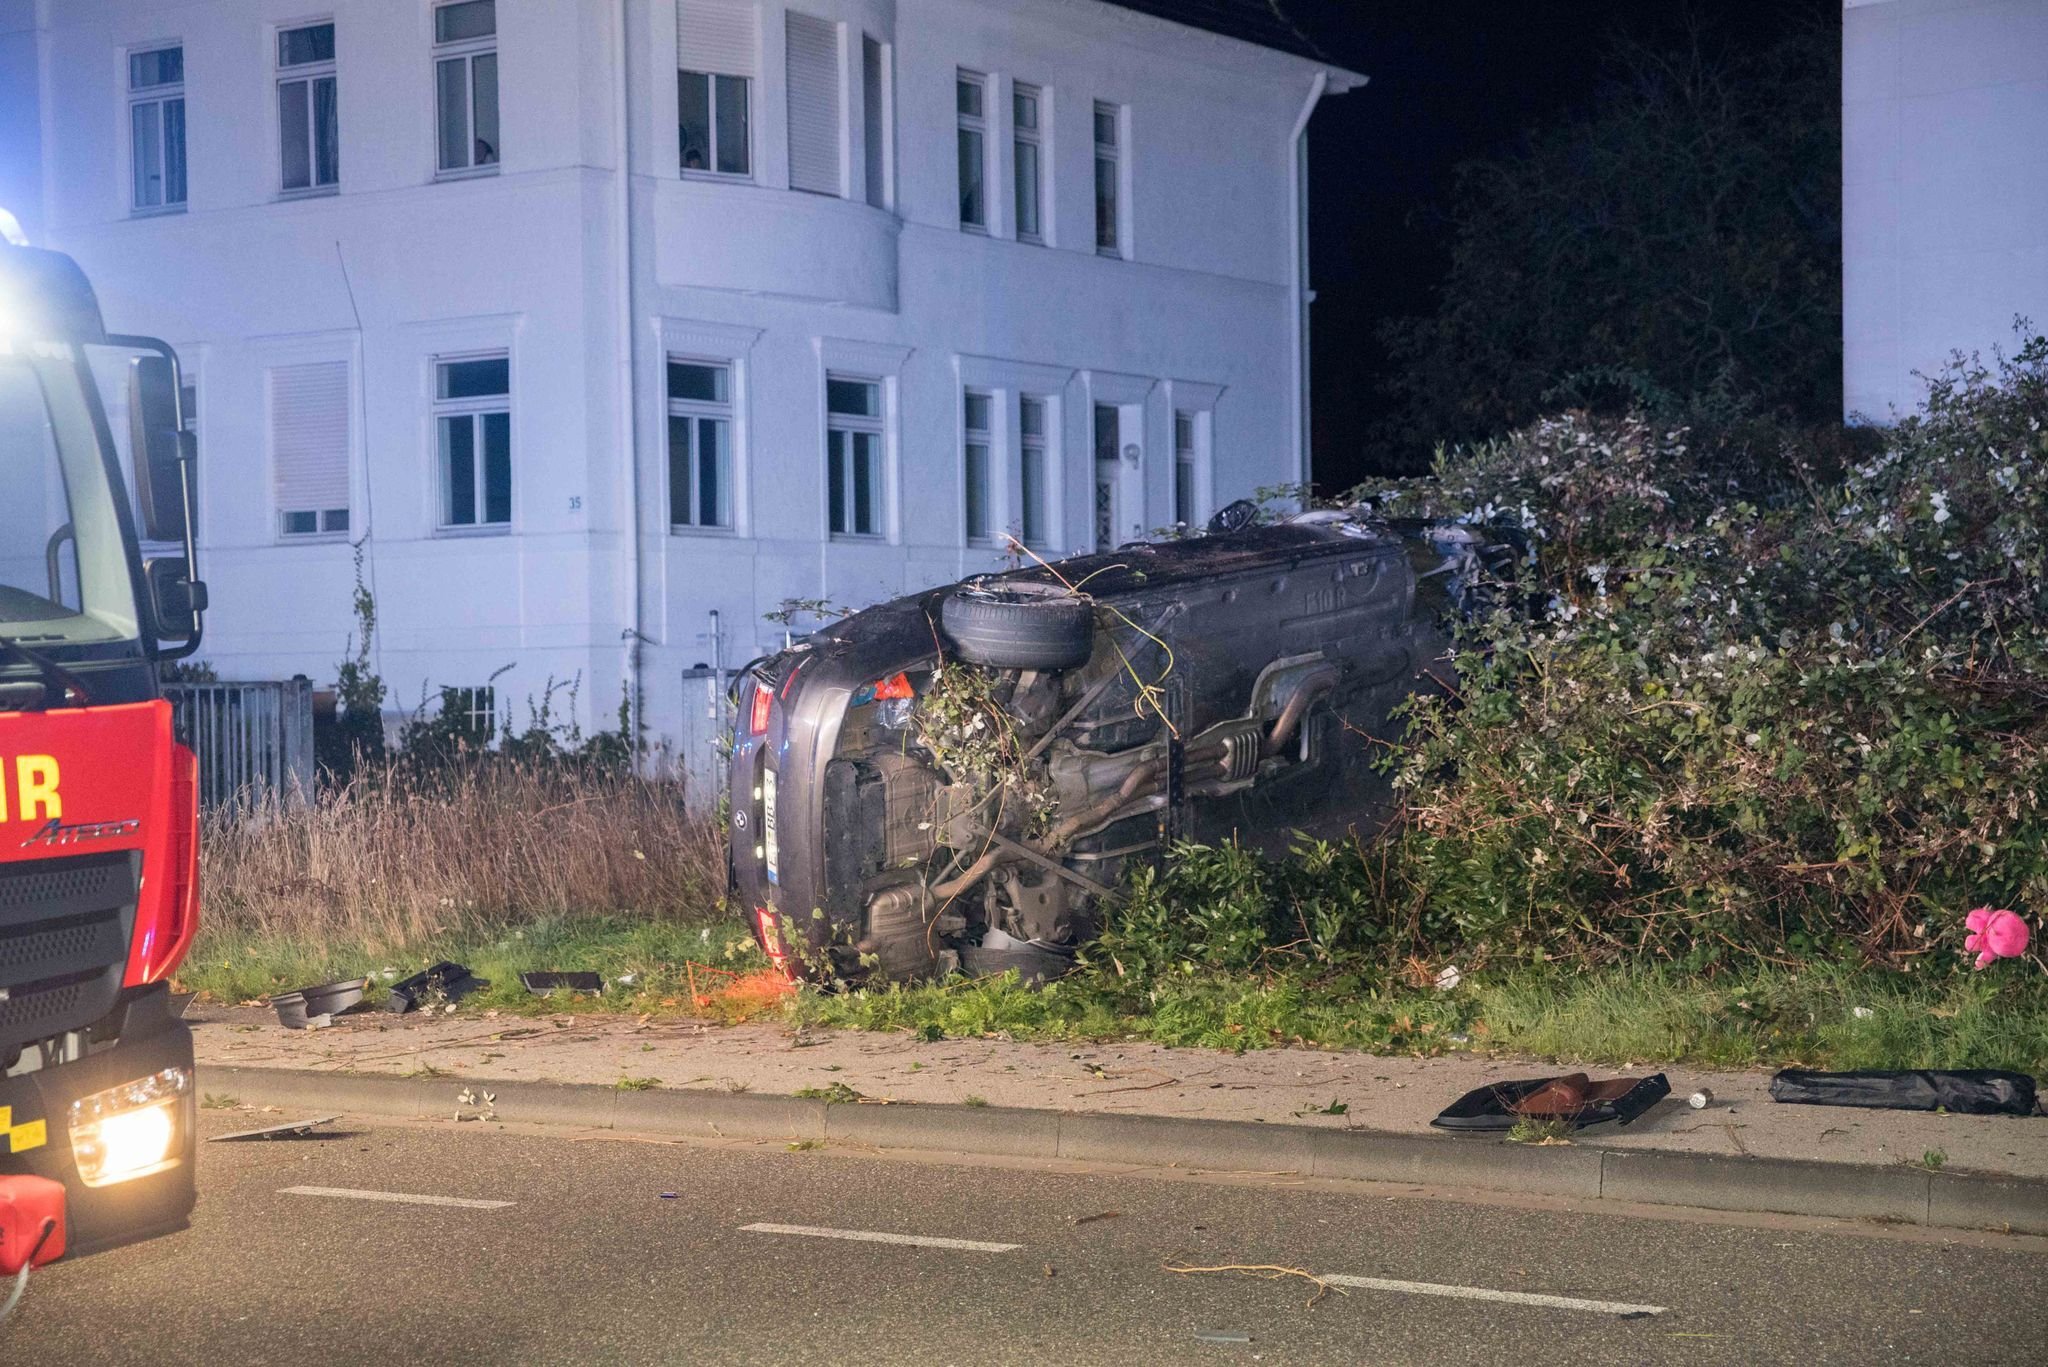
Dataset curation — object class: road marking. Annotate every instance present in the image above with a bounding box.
[1319,1274,1666,1318]
[740,1222,1020,1253]
[280,1186,513,1210]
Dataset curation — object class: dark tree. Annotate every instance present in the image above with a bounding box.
[1369,16,1840,470]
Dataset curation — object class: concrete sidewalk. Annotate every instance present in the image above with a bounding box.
[189,1004,2048,1234]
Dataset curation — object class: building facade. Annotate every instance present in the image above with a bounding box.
[1842,0,2048,419]
[0,0,1357,789]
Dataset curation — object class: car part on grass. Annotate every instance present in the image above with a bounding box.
[1768,1069,2038,1117]
[209,1115,339,1142]
[270,977,370,1030]
[940,580,1095,670]
[957,926,1078,986]
[519,971,604,996]
[384,962,490,1014]
[1431,1073,1672,1132]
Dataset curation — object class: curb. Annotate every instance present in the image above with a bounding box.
[206,1065,2048,1237]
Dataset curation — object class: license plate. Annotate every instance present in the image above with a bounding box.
[762,767,779,885]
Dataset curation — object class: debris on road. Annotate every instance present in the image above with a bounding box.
[1432,1073,1670,1132]
[1194,1329,1253,1343]
[520,972,604,996]
[386,962,490,1014]
[1165,1260,1345,1310]
[270,977,369,1030]
[1688,1089,1714,1110]
[1071,1211,1123,1226]
[210,1115,339,1142]
[1768,1069,2038,1116]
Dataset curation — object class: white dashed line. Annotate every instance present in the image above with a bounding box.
[1320,1274,1666,1317]
[740,1222,1020,1253]
[280,1186,514,1210]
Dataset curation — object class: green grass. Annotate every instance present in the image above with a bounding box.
[789,960,2048,1075]
[181,915,2048,1074]
[177,914,765,1017]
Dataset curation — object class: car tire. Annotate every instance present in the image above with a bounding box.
[940,582,1095,670]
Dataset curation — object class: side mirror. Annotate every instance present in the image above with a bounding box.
[128,355,191,542]
[145,557,208,642]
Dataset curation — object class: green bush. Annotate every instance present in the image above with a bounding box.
[1367,335,2048,971]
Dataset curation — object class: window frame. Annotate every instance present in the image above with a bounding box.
[826,373,885,539]
[1093,99,1122,258]
[1173,409,1201,527]
[432,0,499,178]
[127,43,187,215]
[1018,394,1052,551]
[1012,82,1044,245]
[276,20,340,197]
[666,356,736,532]
[962,388,994,546]
[432,351,513,533]
[678,70,751,179]
[956,69,988,233]
[269,356,353,544]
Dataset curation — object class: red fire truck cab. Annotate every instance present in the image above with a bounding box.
[1,220,207,1266]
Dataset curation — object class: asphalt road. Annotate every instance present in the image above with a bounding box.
[9,1110,2045,1365]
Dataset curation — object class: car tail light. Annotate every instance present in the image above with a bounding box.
[754,906,794,978]
[125,742,199,987]
[748,682,773,735]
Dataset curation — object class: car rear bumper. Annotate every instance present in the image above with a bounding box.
[0,984,197,1258]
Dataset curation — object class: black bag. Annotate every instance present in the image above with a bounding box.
[1768,1068,2038,1117]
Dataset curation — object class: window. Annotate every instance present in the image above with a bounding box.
[962,390,992,543]
[1013,83,1043,243]
[956,71,986,231]
[277,22,339,193]
[1093,100,1121,257]
[1174,410,1199,526]
[435,355,511,529]
[444,685,496,740]
[128,45,186,212]
[1093,402,1119,550]
[1019,395,1050,549]
[785,12,840,195]
[861,34,888,208]
[826,375,882,537]
[678,0,756,177]
[434,1,498,174]
[270,361,350,539]
[667,359,733,529]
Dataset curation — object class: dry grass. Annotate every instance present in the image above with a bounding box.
[201,761,727,948]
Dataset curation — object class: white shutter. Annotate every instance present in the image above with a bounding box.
[270,361,350,515]
[678,0,756,79]
[785,11,840,195]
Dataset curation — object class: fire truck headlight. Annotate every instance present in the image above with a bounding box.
[69,1067,190,1187]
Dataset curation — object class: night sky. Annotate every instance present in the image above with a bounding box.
[1287,0,1839,492]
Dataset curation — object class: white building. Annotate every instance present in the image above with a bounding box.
[0,0,1360,788]
[1842,0,2048,419]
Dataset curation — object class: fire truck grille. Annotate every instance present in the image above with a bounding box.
[0,851,139,1048]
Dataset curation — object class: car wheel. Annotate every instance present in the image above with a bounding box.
[940,581,1094,670]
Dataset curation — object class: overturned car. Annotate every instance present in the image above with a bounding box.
[729,505,1515,985]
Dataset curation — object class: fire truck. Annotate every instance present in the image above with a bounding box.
[0,215,206,1285]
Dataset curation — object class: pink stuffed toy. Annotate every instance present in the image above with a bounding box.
[1964,907,2029,969]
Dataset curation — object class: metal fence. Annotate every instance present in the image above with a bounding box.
[164,678,316,811]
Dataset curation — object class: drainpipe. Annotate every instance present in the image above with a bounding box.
[612,0,643,751]
[1287,71,1326,506]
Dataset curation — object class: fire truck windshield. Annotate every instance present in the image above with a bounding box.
[0,349,142,653]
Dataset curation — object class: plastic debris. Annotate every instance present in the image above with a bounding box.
[210,1115,339,1142]
[1769,1069,2037,1116]
[1851,1006,1875,1020]
[269,977,368,1030]
[384,962,490,1014]
[1433,1073,1670,1132]
[1195,1330,1252,1343]
[520,971,603,996]
[1434,964,1463,992]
